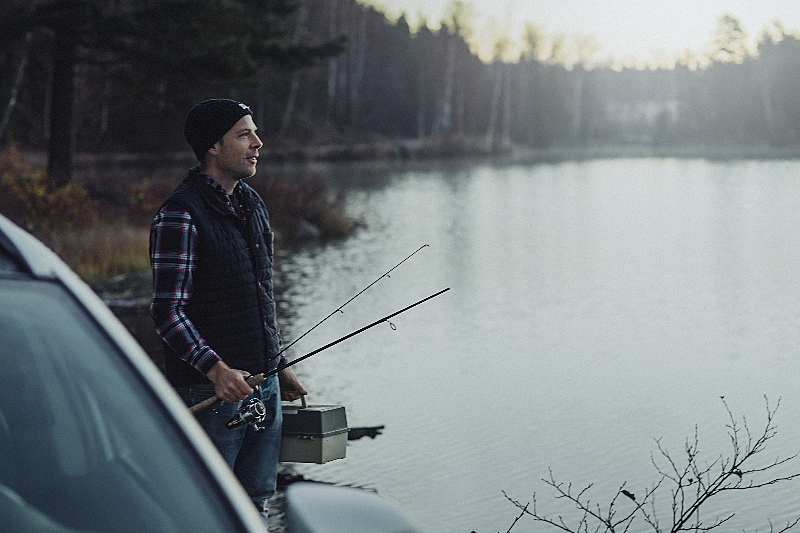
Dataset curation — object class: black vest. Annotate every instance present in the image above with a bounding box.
[161,169,281,386]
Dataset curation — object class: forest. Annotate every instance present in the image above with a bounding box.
[2,0,800,185]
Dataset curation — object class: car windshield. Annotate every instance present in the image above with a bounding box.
[0,278,242,533]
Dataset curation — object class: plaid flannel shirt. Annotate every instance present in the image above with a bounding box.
[150,176,285,376]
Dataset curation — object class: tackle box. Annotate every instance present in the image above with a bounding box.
[279,398,348,464]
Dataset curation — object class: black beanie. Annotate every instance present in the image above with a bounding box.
[184,99,253,161]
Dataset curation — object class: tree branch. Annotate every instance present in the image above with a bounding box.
[503,397,800,533]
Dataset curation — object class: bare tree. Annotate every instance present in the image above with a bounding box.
[278,0,310,140]
[324,0,340,126]
[1,0,37,142]
[503,397,800,533]
[566,35,598,144]
[568,66,585,143]
[0,30,32,140]
[485,37,511,150]
[347,4,366,134]
[756,22,789,143]
[433,1,474,138]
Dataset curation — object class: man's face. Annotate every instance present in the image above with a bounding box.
[210,115,262,180]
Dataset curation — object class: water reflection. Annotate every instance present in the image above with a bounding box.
[273,158,800,533]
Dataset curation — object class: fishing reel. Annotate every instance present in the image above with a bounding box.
[226,398,267,430]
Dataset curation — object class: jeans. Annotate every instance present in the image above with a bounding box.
[179,374,282,524]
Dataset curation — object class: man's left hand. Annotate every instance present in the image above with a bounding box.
[278,367,307,402]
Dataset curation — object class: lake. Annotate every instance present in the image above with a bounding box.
[269,156,800,533]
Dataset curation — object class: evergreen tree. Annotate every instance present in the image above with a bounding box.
[6,0,345,184]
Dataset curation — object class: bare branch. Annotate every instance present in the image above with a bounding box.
[503,397,800,533]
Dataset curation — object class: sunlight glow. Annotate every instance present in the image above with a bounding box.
[366,0,800,66]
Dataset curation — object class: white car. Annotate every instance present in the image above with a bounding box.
[0,213,269,532]
[0,213,418,533]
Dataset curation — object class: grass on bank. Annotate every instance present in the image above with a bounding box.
[0,145,354,284]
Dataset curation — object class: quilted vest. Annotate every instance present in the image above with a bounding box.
[162,169,281,386]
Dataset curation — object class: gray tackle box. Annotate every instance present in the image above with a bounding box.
[279,398,348,464]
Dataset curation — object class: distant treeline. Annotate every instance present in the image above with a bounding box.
[2,1,800,177]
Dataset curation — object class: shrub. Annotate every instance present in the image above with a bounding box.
[0,150,96,237]
[0,145,355,283]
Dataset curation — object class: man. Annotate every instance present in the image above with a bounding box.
[150,99,305,525]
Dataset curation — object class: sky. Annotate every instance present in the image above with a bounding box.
[365,0,800,66]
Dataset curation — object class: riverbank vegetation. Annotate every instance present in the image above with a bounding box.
[0,144,354,283]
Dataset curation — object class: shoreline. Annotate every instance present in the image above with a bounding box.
[507,143,800,163]
[11,140,797,175]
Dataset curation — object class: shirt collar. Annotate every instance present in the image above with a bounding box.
[194,170,240,213]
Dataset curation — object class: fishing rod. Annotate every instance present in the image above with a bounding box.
[190,287,450,416]
[268,244,429,364]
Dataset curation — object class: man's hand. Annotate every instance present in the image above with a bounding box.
[278,367,307,402]
[207,361,253,403]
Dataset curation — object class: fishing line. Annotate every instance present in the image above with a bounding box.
[269,244,429,363]
[190,287,450,416]
[267,287,449,377]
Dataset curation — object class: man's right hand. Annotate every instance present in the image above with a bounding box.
[206,361,254,403]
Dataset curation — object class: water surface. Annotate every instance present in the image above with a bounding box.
[273,157,800,533]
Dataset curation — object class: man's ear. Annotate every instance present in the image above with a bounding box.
[207,142,221,156]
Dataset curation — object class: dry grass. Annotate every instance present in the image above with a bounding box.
[0,154,150,283]
[46,225,152,283]
[0,145,355,284]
